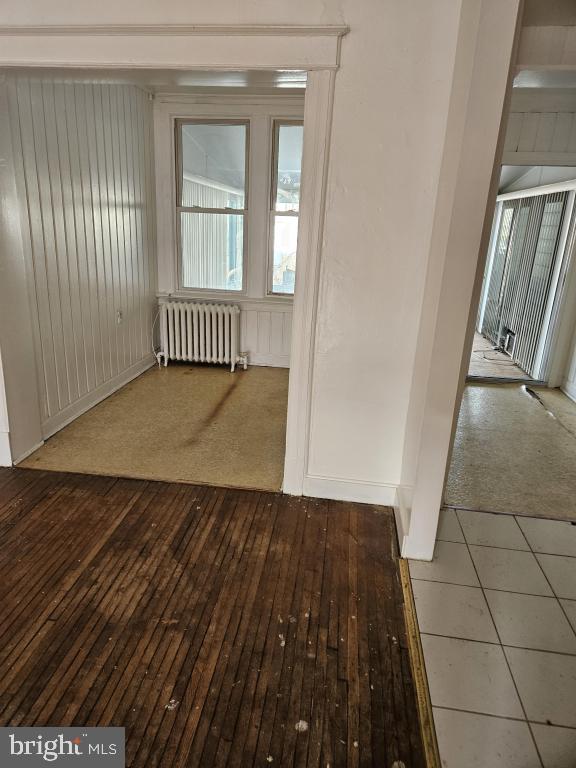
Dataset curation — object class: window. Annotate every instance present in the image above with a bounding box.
[176,120,248,292]
[270,121,304,295]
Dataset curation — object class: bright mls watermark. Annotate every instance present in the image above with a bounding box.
[0,728,124,766]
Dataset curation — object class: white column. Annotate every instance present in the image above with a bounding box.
[401,0,522,560]
[283,69,336,494]
[0,77,44,463]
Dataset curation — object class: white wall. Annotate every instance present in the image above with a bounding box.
[5,76,157,444]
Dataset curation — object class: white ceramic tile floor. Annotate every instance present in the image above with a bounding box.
[531,723,576,768]
[504,647,576,727]
[421,634,523,717]
[536,553,576,599]
[410,508,576,767]
[409,540,479,587]
[413,580,498,642]
[433,708,541,768]
[436,508,465,543]
[469,545,553,595]
[457,509,530,550]
[561,599,576,633]
[516,516,576,557]
[485,590,576,654]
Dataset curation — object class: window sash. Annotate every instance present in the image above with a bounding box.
[175,119,250,292]
[175,118,250,212]
[269,120,303,295]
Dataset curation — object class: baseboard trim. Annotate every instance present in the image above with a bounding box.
[302,474,397,506]
[562,380,576,403]
[394,485,412,556]
[248,353,290,368]
[13,440,45,465]
[0,431,12,466]
[41,355,156,440]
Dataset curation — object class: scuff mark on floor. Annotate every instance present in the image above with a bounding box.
[524,385,576,441]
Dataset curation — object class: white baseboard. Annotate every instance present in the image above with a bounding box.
[301,473,397,506]
[248,353,290,368]
[0,431,11,466]
[41,355,156,440]
[394,484,412,556]
[13,440,45,465]
[562,380,576,403]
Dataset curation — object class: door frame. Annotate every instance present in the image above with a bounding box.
[0,24,347,497]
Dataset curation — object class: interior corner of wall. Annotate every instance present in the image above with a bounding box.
[393,483,412,555]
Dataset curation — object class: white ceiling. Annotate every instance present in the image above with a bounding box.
[514,69,576,89]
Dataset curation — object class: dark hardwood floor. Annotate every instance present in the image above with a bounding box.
[0,467,425,767]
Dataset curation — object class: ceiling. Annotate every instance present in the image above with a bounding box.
[514,69,576,89]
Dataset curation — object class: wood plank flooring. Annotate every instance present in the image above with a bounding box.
[0,468,425,767]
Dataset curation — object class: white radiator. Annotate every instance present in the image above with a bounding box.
[158,300,247,372]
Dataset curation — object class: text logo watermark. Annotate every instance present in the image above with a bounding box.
[0,728,124,766]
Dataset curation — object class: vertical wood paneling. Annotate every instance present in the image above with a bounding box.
[8,77,156,436]
[236,306,292,367]
[506,111,576,156]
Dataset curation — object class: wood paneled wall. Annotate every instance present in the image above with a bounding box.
[240,303,292,367]
[7,78,157,438]
[503,90,576,165]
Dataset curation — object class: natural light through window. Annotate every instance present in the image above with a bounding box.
[270,122,303,295]
[177,121,248,291]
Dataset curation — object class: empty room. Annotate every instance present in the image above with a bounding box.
[0,2,574,768]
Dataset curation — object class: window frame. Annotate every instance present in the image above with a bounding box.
[175,117,251,295]
[267,119,304,297]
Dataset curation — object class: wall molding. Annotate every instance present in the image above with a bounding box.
[155,94,305,106]
[0,25,349,37]
[302,474,397,507]
[0,25,347,71]
[41,355,156,440]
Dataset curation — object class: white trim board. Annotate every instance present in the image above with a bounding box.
[40,355,156,440]
[0,25,347,71]
[0,432,11,467]
[302,474,397,507]
[0,25,349,37]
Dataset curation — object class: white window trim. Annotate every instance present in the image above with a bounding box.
[175,117,250,295]
[267,118,303,297]
[154,95,304,306]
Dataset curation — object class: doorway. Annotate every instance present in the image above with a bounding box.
[468,170,576,385]
[4,68,307,491]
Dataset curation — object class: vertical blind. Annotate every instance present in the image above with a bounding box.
[478,191,567,378]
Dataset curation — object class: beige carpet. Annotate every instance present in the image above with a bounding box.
[445,382,576,520]
[21,364,289,491]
